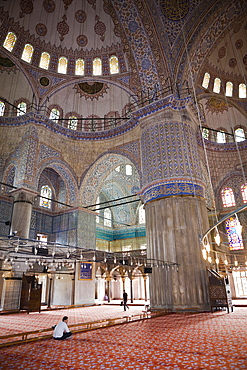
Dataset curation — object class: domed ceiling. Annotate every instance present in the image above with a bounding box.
[2,0,121,51]
[0,0,246,136]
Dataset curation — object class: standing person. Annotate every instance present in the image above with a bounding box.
[123,290,129,311]
[53,316,72,340]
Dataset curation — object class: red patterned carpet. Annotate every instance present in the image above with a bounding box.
[0,307,247,369]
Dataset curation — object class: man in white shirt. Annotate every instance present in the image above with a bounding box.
[53,316,72,340]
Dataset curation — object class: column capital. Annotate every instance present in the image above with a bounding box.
[10,187,39,204]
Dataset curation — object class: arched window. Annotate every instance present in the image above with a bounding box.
[225,81,233,97]
[17,102,27,116]
[241,184,247,203]
[68,116,78,130]
[202,128,209,140]
[3,32,17,52]
[235,128,245,142]
[115,166,120,172]
[202,72,210,89]
[75,58,84,75]
[126,164,132,175]
[225,216,244,250]
[104,208,112,227]
[93,57,102,76]
[49,108,60,122]
[139,204,145,224]
[213,78,221,94]
[239,83,246,99]
[40,185,52,209]
[109,55,119,74]
[39,52,50,70]
[21,44,33,63]
[216,130,226,143]
[58,57,68,74]
[0,101,5,116]
[221,187,236,207]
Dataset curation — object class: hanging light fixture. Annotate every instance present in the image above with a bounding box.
[214,227,221,246]
[202,248,207,260]
[215,254,219,265]
[234,256,238,267]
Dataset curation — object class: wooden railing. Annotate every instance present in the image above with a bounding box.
[0,311,164,348]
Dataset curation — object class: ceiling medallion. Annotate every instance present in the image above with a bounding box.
[36,23,47,37]
[62,0,73,11]
[87,0,96,10]
[160,0,189,21]
[43,0,55,13]
[57,15,69,42]
[94,15,106,41]
[20,0,34,18]
[75,82,109,101]
[77,35,88,48]
[75,10,87,23]
[40,77,50,87]
[205,98,229,114]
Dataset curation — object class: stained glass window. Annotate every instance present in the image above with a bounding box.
[109,55,119,74]
[217,130,226,143]
[40,185,52,208]
[104,208,112,227]
[0,101,5,116]
[49,108,60,122]
[213,78,221,94]
[239,83,246,99]
[75,58,84,75]
[235,128,245,142]
[126,164,132,175]
[202,72,210,89]
[221,187,236,207]
[21,44,33,63]
[39,52,50,70]
[3,32,17,52]
[139,204,145,224]
[93,57,102,76]
[202,128,209,140]
[241,184,247,203]
[115,166,120,172]
[225,216,244,250]
[17,102,27,116]
[58,57,68,74]
[68,116,78,130]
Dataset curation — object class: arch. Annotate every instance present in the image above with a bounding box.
[34,159,78,206]
[80,153,141,206]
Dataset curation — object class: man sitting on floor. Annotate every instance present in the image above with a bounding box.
[53,316,72,340]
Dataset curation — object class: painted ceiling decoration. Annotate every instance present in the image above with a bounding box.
[75,82,109,100]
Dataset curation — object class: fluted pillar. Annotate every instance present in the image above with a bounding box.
[140,101,210,312]
[10,188,38,239]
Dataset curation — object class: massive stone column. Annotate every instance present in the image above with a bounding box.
[10,187,38,239]
[140,100,210,312]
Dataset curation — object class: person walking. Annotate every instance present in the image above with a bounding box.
[123,290,129,311]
